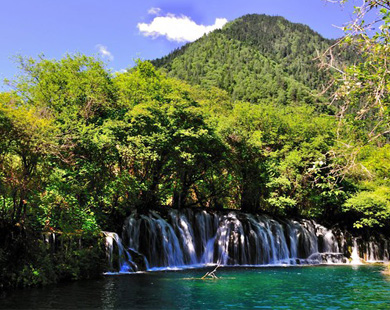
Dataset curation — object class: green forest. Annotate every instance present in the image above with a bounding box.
[1,2,390,289]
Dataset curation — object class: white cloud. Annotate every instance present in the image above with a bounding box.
[148,7,161,15]
[137,14,228,43]
[115,68,127,74]
[96,44,114,61]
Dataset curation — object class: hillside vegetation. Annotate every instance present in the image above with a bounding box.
[153,14,354,108]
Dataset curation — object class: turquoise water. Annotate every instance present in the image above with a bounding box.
[1,265,390,309]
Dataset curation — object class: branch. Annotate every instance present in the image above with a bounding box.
[201,264,220,279]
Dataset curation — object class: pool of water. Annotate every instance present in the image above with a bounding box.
[1,265,390,309]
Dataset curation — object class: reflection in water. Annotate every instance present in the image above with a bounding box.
[102,278,117,310]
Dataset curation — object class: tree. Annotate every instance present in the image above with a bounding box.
[0,92,57,225]
[2,54,117,232]
[113,61,226,211]
[323,0,390,229]
[324,1,390,146]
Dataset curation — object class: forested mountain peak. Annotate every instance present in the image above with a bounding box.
[224,14,333,74]
[152,14,345,106]
[226,14,329,42]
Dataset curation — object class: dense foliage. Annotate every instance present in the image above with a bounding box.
[0,55,342,229]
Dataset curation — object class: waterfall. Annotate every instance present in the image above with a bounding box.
[105,209,390,272]
[351,238,362,265]
[103,231,139,273]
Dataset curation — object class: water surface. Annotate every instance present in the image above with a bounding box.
[2,265,390,309]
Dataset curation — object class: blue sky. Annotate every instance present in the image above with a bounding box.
[0,0,358,84]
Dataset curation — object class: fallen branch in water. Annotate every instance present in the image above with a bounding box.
[201,264,220,279]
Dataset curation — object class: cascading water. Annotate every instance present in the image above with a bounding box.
[106,209,390,273]
[103,231,139,273]
[351,238,362,265]
[362,236,390,263]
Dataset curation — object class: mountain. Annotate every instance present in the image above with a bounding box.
[152,14,350,106]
